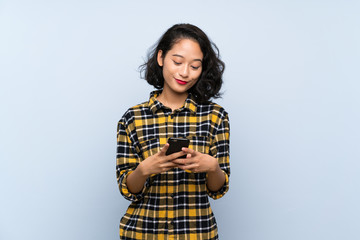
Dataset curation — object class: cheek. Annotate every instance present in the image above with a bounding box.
[162,66,172,79]
[163,63,176,77]
[189,71,202,87]
[189,78,199,88]
[193,70,202,80]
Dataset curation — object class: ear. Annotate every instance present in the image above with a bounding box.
[157,50,164,67]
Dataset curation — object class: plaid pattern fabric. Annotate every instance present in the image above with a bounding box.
[116,91,230,240]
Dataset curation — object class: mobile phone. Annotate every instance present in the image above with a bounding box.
[166,137,190,158]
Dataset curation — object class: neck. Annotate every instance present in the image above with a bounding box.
[157,89,188,111]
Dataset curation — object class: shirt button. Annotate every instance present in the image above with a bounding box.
[170,193,175,198]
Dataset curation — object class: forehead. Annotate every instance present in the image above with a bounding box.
[168,38,203,59]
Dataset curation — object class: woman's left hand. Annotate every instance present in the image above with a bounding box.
[171,147,219,173]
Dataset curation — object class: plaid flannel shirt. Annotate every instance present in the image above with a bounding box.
[116,91,230,240]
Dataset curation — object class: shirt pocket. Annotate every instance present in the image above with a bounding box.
[188,135,210,155]
[138,137,160,160]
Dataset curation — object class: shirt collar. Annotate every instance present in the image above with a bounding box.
[148,90,197,115]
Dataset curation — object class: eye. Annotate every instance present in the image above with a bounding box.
[173,60,181,65]
[191,66,201,70]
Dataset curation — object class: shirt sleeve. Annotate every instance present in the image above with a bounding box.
[207,111,230,200]
[116,120,149,202]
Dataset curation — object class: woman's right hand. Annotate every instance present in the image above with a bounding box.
[126,143,186,194]
[137,143,186,177]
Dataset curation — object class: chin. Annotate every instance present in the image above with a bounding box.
[175,87,191,94]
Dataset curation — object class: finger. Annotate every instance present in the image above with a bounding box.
[181,157,197,165]
[159,167,175,173]
[177,163,199,172]
[172,158,186,165]
[181,147,195,155]
[160,162,180,173]
[159,143,170,155]
[178,153,192,164]
[160,161,178,168]
[166,150,187,161]
[172,155,194,165]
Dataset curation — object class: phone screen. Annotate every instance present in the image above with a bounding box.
[166,137,189,158]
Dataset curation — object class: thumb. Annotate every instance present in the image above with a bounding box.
[159,143,170,155]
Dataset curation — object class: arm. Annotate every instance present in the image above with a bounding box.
[117,119,188,197]
[174,149,225,192]
[116,120,145,201]
[173,111,230,198]
[206,157,226,192]
[126,143,186,194]
[207,111,230,199]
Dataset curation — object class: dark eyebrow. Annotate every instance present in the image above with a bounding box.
[172,54,202,62]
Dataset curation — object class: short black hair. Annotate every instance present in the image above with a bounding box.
[140,23,225,103]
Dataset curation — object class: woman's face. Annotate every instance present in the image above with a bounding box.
[157,38,203,95]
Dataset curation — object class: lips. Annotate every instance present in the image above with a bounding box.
[175,78,188,85]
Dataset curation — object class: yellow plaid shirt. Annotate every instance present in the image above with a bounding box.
[116,91,230,240]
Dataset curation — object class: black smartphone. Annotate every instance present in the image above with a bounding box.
[166,137,190,158]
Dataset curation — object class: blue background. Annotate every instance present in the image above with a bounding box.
[1,1,359,239]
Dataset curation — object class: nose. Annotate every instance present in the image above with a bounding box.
[179,65,189,78]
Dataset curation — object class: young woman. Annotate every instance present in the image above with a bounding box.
[116,23,230,240]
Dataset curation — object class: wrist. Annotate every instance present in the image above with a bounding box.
[136,162,150,178]
[208,156,220,174]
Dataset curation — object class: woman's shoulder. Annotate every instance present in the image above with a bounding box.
[128,101,150,112]
[197,101,229,119]
[118,101,149,126]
